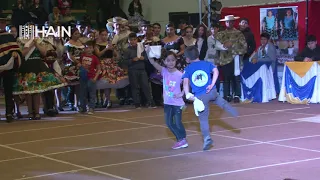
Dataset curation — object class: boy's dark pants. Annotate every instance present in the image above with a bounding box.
[197,89,239,139]
[128,69,153,105]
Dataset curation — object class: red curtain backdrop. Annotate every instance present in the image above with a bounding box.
[308,1,320,42]
[221,1,307,51]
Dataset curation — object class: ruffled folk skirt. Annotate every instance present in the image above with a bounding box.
[13,58,67,95]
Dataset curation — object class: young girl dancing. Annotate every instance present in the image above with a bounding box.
[148,50,188,150]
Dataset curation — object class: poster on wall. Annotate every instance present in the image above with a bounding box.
[260,6,299,64]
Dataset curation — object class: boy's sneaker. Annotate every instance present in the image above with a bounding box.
[172,139,188,150]
[88,108,94,115]
[203,136,213,151]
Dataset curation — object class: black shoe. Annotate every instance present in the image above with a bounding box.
[46,109,57,117]
[5,114,14,123]
[119,98,125,105]
[224,96,232,102]
[148,102,157,109]
[234,96,240,103]
[15,112,23,119]
[135,104,141,109]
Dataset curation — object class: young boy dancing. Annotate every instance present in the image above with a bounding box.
[182,46,239,151]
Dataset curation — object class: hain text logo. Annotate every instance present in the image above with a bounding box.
[19,25,71,39]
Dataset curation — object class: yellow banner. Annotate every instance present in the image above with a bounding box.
[285,62,314,78]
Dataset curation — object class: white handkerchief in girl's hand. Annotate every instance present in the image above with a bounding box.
[148,45,162,59]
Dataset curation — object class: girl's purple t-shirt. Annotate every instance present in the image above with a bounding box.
[161,68,185,106]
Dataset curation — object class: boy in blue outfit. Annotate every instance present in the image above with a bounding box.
[182,46,239,151]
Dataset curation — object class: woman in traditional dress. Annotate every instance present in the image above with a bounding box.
[63,27,84,111]
[40,36,67,116]
[13,37,66,120]
[128,0,144,28]
[162,23,186,72]
[182,26,196,47]
[95,29,129,108]
[107,17,133,105]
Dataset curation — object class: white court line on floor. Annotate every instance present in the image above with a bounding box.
[284,111,318,116]
[11,133,320,180]
[0,120,112,135]
[178,156,320,180]
[6,125,156,146]
[14,142,263,180]
[1,105,314,179]
[20,131,320,180]
[212,133,320,153]
[0,120,301,164]
[86,111,279,128]
[234,106,311,112]
[274,107,310,112]
[0,103,276,135]
[1,135,198,164]
[0,112,168,135]
[0,144,130,180]
[4,111,293,146]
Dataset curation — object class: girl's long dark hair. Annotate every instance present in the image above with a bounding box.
[128,0,142,17]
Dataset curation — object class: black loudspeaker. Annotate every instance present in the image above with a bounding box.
[188,13,205,27]
[168,12,189,28]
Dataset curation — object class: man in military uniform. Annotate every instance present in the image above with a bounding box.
[0,14,22,122]
[216,15,247,103]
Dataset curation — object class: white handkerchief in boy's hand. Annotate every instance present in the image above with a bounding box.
[193,97,205,116]
[234,55,240,76]
[137,42,144,58]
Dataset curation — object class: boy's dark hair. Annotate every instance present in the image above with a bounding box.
[184,46,199,60]
[306,35,317,42]
[128,32,137,39]
[239,17,249,24]
[260,32,270,40]
[85,40,95,47]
